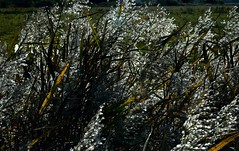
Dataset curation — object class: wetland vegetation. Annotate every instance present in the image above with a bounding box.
[0,0,239,150]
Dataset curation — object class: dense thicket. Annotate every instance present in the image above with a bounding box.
[0,0,238,151]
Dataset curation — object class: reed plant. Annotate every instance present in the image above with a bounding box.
[0,0,238,150]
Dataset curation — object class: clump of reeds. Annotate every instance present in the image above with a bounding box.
[0,1,238,151]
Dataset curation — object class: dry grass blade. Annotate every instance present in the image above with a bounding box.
[183,76,206,96]
[86,15,100,47]
[208,131,239,151]
[191,29,209,52]
[132,16,150,25]
[118,3,123,15]
[120,96,136,108]
[202,43,214,82]
[39,63,70,115]
[28,129,53,149]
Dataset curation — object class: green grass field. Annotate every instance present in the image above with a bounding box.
[0,7,36,44]
[0,5,236,45]
[166,5,234,26]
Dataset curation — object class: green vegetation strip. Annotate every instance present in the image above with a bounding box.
[0,7,36,44]
[0,5,236,45]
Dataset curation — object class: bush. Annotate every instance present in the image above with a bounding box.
[0,0,238,150]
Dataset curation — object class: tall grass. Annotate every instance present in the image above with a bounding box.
[0,0,239,150]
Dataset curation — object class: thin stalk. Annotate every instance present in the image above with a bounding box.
[143,126,153,151]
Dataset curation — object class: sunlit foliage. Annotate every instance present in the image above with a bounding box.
[0,0,238,150]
